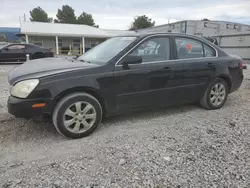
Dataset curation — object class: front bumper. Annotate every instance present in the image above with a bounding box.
[8,96,53,119]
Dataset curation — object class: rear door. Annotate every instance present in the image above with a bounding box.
[113,36,175,111]
[168,36,217,103]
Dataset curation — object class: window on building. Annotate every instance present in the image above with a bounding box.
[90,41,99,48]
[73,39,81,48]
[0,34,6,42]
[194,32,203,36]
[175,37,204,59]
[129,37,170,63]
[33,38,43,46]
[54,38,63,48]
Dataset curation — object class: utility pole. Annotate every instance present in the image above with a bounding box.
[24,13,26,21]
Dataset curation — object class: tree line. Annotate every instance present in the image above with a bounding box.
[29,5,155,30]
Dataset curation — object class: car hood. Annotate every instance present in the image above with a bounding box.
[8,58,97,85]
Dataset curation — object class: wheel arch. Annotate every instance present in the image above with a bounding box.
[217,74,232,92]
[32,52,45,59]
[53,86,107,117]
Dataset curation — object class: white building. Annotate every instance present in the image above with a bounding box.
[214,32,250,61]
[19,20,250,59]
[137,20,250,37]
[19,21,134,55]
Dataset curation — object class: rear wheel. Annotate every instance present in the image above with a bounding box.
[32,53,45,59]
[200,78,229,110]
[52,92,102,139]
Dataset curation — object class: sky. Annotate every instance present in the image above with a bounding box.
[1,0,250,30]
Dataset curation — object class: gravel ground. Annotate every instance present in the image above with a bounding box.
[0,65,250,187]
[0,65,17,110]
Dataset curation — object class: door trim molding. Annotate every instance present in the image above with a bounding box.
[117,83,206,97]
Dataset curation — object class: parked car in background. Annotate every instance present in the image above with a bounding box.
[8,33,243,139]
[0,43,54,62]
[0,42,7,49]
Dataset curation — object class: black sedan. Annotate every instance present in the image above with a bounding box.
[0,43,54,62]
[8,33,243,139]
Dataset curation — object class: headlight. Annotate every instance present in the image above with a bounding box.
[11,79,39,98]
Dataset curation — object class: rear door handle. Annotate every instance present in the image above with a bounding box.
[164,66,173,71]
[207,62,215,68]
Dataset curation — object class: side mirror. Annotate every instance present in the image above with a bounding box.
[122,55,142,66]
[4,48,8,51]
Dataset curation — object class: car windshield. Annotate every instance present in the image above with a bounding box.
[78,36,137,64]
[0,44,8,49]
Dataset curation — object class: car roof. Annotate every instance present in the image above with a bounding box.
[7,43,45,48]
[119,32,203,38]
[118,32,224,56]
[121,32,220,46]
[118,32,211,43]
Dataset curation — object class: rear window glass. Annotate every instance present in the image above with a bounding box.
[175,37,204,59]
[204,44,216,57]
[8,45,25,50]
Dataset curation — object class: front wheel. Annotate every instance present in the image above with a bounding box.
[52,92,102,139]
[200,78,229,110]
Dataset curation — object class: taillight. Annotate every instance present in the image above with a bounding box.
[239,61,244,69]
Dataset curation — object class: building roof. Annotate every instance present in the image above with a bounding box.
[137,20,250,31]
[0,27,20,41]
[0,27,20,33]
[20,21,134,38]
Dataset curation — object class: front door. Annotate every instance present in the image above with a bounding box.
[113,36,174,112]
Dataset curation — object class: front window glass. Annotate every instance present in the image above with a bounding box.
[129,37,170,63]
[33,38,43,46]
[0,44,8,49]
[78,36,137,64]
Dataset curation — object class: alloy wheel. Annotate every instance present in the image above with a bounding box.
[210,83,226,106]
[63,101,96,133]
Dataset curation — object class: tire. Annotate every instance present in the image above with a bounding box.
[200,78,229,110]
[32,53,45,59]
[52,92,103,139]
